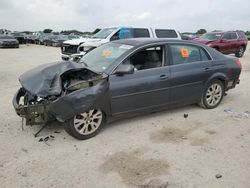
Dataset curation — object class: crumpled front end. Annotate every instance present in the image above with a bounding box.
[13,61,109,126]
[13,88,54,125]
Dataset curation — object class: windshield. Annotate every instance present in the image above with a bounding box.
[92,28,117,39]
[200,33,222,40]
[79,43,134,73]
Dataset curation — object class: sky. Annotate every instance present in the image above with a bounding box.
[0,0,249,33]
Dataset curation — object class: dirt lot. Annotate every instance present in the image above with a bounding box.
[0,44,250,188]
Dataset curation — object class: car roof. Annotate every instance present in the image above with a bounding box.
[112,38,200,47]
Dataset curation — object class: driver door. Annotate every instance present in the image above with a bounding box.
[109,45,171,115]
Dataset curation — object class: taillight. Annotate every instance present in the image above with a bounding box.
[234,60,242,69]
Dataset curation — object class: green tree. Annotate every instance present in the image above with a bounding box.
[43,29,53,33]
[196,29,207,35]
[92,28,101,34]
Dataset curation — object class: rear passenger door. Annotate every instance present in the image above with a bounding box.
[168,44,213,106]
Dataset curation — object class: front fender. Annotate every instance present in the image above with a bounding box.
[48,80,110,122]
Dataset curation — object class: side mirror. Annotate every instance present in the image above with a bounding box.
[114,64,134,76]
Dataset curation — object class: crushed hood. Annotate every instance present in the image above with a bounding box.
[19,61,86,97]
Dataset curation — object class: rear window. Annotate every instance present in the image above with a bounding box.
[133,28,150,38]
[155,29,178,38]
[238,31,247,39]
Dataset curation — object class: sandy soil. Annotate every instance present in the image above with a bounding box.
[0,44,250,188]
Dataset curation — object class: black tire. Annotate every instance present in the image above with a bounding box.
[199,80,224,109]
[235,46,245,58]
[64,109,105,140]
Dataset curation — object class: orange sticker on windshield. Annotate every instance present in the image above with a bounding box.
[181,48,189,58]
[101,49,112,57]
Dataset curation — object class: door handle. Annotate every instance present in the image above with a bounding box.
[159,74,169,80]
[204,67,211,72]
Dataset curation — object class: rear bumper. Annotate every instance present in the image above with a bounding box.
[12,88,52,125]
[225,78,240,91]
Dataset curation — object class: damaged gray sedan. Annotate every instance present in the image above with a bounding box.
[13,39,241,140]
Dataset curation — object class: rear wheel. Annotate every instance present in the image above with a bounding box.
[64,109,104,140]
[235,46,245,58]
[199,80,224,109]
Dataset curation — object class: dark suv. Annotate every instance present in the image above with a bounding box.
[194,31,248,57]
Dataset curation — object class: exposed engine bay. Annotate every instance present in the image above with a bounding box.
[61,69,105,93]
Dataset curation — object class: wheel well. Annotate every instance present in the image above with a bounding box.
[216,78,226,88]
[240,45,246,51]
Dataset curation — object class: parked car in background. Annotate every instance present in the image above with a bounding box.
[194,31,248,57]
[26,35,39,44]
[12,33,26,44]
[13,39,241,140]
[0,35,19,48]
[61,27,182,60]
[44,35,68,47]
[181,33,199,40]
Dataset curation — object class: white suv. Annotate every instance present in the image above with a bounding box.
[61,27,181,60]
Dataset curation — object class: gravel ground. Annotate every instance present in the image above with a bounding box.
[0,44,250,188]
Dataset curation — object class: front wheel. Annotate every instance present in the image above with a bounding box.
[199,80,224,109]
[64,109,104,140]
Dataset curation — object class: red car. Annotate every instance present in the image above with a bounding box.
[194,31,248,57]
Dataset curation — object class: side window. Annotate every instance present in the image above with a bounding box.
[155,29,178,38]
[222,33,231,40]
[110,30,120,41]
[133,28,150,38]
[123,46,164,71]
[230,32,237,40]
[170,44,209,65]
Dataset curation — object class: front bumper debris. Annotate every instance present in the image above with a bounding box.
[13,88,51,125]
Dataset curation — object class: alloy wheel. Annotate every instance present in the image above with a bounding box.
[73,109,103,135]
[206,83,223,107]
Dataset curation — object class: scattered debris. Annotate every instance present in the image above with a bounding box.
[21,148,28,154]
[21,117,24,131]
[38,138,43,142]
[215,174,222,179]
[74,145,79,151]
[34,123,49,137]
[38,135,55,145]
[224,109,249,118]
[184,114,188,118]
